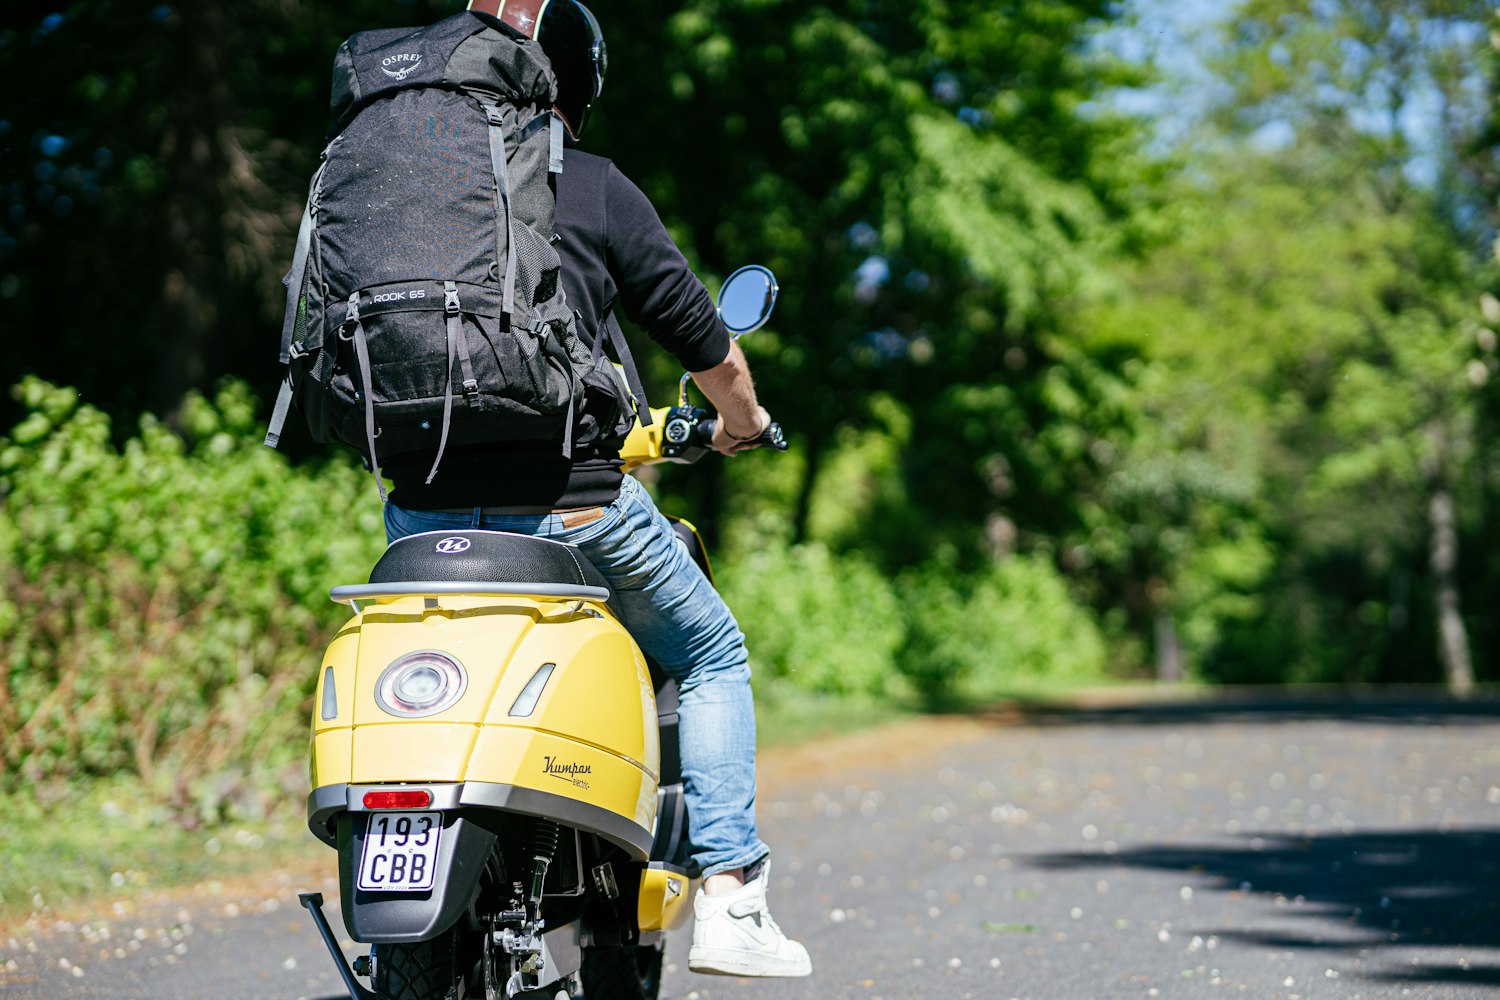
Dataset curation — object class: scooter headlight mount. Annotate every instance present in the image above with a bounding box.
[375,650,468,718]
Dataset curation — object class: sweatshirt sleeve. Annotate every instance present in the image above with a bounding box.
[603,164,732,373]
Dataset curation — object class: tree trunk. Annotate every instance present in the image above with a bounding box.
[1428,487,1474,695]
[1154,611,1182,685]
[151,3,238,414]
[789,428,823,545]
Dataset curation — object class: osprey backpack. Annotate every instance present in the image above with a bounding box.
[264,10,640,495]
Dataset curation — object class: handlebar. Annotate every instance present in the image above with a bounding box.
[655,406,788,463]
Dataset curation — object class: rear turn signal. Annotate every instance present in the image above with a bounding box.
[363,789,434,810]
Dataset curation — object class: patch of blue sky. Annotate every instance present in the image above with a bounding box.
[1092,0,1492,189]
[1086,0,1236,152]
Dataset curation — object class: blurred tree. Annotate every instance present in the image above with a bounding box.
[1084,0,1499,688]
[591,0,1157,560]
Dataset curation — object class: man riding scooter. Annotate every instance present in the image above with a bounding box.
[377,0,810,979]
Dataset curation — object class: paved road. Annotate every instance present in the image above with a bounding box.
[5,692,1500,999]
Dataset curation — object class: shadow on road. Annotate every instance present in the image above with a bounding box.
[997,689,1500,728]
[1025,828,1500,988]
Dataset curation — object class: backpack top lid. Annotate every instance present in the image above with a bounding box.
[329,10,556,133]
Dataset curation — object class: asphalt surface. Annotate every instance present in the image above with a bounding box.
[4,691,1500,1000]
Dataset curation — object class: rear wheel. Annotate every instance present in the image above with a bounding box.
[579,945,664,1000]
[373,928,471,1000]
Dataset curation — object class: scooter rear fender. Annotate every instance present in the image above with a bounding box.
[312,781,655,943]
[332,809,496,944]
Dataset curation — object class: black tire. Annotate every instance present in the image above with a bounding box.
[373,930,469,1000]
[579,945,664,1000]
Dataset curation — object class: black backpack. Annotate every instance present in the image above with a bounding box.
[264,11,640,495]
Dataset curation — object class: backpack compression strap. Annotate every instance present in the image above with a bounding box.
[423,282,464,486]
[594,312,653,428]
[482,103,518,322]
[341,291,389,502]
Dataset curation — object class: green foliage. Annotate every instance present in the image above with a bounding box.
[0,379,384,817]
[722,543,906,698]
[897,556,1108,706]
[724,540,1109,708]
[1075,0,1500,687]
[581,0,1156,565]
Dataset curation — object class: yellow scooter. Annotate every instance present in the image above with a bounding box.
[298,266,784,1000]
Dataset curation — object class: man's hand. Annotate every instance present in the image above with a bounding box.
[710,405,772,456]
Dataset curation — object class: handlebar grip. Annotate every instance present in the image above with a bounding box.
[695,419,789,451]
[758,423,789,451]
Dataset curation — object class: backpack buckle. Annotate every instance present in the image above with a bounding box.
[444,283,461,316]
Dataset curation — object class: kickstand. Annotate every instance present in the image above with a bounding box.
[298,892,378,1000]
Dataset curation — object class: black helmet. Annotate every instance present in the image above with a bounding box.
[468,0,607,138]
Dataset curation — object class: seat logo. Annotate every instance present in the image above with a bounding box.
[380,53,423,80]
[435,537,471,554]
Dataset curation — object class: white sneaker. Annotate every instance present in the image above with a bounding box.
[688,860,811,977]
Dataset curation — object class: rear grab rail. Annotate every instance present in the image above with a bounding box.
[330,581,610,608]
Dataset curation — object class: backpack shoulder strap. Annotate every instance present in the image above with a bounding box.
[594,311,651,427]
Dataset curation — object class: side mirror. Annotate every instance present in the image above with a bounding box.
[680,265,780,406]
[717,265,778,338]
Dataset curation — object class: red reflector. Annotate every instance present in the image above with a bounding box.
[362,789,434,810]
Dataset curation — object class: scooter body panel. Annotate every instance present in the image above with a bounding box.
[311,591,660,840]
[467,727,658,832]
[349,723,479,782]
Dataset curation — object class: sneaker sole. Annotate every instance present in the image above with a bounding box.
[688,945,812,978]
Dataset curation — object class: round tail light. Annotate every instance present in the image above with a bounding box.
[375,651,467,718]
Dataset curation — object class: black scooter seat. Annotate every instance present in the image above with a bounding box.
[370,530,612,596]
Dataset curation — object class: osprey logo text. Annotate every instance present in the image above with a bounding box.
[543,756,592,790]
[380,53,424,80]
[435,537,472,554]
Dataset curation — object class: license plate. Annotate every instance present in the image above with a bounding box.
[358,811,442,892]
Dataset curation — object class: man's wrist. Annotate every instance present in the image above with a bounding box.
[723,413,768,441]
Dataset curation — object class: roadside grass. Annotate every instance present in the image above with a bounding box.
[754,688,918,747]
[0,777,325,930]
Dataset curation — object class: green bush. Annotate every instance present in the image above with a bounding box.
[721,543,906,698]
[0,378,384,820]
[896,554,1108,706]
[723,542,1108,708]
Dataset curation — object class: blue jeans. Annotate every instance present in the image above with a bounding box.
[384,475,768,877]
